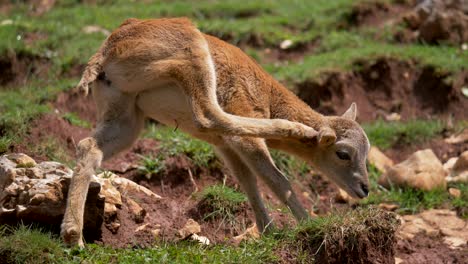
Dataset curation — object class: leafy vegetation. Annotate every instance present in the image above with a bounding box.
[197,185,247,223]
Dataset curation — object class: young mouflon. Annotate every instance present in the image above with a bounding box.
[61,17,370,247]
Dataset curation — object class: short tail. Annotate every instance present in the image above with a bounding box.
[76,50,105,96]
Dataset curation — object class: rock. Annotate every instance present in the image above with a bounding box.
[178,219,201,239]
[378,203,399,211]
[443,157,458,174]
[233,224,260,244]
[368,146,394,173]
[378,149,446,190]
[126,197,146,223]
[446,151,468,183]
[399,209,468,249]
[6,153,37,168]
[135,223,149,233]
[0,154,162,241]
[452,151,468,174]
[279,39,293,49]
[110,175,162,200]
[448,188,461,198]
[445,129,468,144]
[190,234,210,245]
[95,177,122,206]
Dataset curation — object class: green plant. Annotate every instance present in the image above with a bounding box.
[137,154,166,180]
[197,185,247,227]
[62,112,91,128]
[0,225,65,264]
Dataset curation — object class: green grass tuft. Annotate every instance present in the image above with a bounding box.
[197,185,247,223]
[62,112,91,128]
[0,225,65,264]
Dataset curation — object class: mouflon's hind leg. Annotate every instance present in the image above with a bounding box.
[228,137,309,222]
[215,145,273,233]
[61,86,144,247]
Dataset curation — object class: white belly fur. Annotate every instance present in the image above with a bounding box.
[136,85,198,133]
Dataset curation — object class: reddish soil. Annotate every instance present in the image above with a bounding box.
[0,52,51,88]
[396,233,468,264]
[297,57,468,122]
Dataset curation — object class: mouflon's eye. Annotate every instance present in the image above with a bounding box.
[336,151,351,160]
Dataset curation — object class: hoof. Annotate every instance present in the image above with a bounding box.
[61,225,84,248]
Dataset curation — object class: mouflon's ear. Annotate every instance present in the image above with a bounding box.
[342,102,357,121]
[318,127,336,147]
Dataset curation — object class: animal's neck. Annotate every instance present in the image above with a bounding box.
[269,80,325,130]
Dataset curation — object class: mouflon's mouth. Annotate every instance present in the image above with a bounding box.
[348,182,369,199]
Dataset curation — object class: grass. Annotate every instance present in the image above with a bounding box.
[137,153,166,180]
[0,207,399,263]
[62,112,91,129]
[0,78,75,154]
[361,165,468,216]
[280,206,399,263]
[197,185,247,223]
[0,225,279,264]
[362,119,444,150]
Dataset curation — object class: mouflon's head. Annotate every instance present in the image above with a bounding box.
[309,103,370,199]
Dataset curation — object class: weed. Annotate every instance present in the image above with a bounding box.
[62,112,91,128]
[285,207,399,263]
[137,154,166,180]
[197,185,247,225]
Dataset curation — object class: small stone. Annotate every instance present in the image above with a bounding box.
[178,219,201,238]
[302,191,310,198]
[151,227,161,238]
[190,234,210,245]
[127,197,146,223]
[378,203,399,211]
[279,39,293,49]
[448,188,461,198]
[444,236,466,249]
[395,257,403,264]
[135,224,149,233]
[445,129,468,144]
[233,224,260,243]
[385,113,401,121]
[443,157,458,174]
[7,153,36,168]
